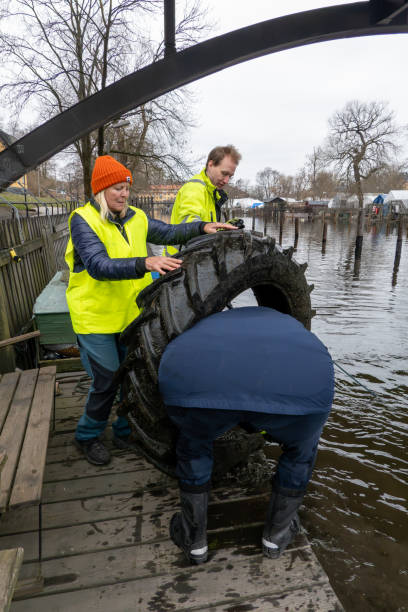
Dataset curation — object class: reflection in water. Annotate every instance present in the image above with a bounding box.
[248,214,408,612]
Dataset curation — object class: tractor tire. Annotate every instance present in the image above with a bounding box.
[118,230,314,480]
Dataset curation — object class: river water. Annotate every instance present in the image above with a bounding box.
[242,213,408,612]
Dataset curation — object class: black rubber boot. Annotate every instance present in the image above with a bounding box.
[170,489,209,565]
[262,484,304,559]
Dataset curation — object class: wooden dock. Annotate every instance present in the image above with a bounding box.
[0,371,344,611]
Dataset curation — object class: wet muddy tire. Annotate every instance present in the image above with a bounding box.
[118,230,313,480]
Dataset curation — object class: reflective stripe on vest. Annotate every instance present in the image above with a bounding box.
[65,203,152,334]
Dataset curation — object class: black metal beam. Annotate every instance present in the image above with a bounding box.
[164,0,176,56]
[370,0,408,24]
[1,1,408,189]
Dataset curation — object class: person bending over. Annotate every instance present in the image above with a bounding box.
[158,306,334,564]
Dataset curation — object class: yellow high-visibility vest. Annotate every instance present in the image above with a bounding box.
[164,168,219,256]
[65,203,152,334]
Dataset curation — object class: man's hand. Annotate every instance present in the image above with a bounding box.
[203,222,238,234]
[145,256,182,275]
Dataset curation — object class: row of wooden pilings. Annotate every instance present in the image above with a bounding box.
[247,206,405,284]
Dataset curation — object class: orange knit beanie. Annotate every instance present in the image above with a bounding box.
[91,155,133,195]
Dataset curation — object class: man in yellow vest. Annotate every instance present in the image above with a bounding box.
[163,145,241,256]
[65,155,236,465]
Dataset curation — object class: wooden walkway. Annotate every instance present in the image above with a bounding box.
[0,371,344,611]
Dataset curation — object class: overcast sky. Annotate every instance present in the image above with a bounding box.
[183,0,408,183]
[1,1,407,185]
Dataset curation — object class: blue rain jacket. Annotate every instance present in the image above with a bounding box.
[158,307,334,415]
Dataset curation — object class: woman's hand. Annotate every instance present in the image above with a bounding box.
[145,256,183,275]
[203,222,238,234]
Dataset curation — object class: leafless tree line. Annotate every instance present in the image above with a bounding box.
[0,0,209,199]
[237,100,407,204]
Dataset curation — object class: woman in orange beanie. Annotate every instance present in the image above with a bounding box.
[65,155,236,466]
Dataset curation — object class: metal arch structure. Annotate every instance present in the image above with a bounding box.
[1,0,408,190]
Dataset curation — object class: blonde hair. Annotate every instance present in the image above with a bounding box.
[94,190,128,220]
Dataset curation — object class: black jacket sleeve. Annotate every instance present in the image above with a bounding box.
[70,213,147,280]
[146,217,206,244]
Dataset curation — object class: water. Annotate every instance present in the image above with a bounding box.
[245,214,408,612]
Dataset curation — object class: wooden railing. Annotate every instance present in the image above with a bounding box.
[0,212,72,372]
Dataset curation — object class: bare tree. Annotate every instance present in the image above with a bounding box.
[255,167,282,201]
[305,146,325,199]
[0,0,208,198]
[292,168,308,201]
[324,100,400,208]
[361,161,407,193]
[324,99,401,256]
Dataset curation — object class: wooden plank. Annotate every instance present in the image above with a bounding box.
[0,548,23,612]
[47,431,80,448]
[42,469,171,504]
[14,538,306,597]
[45,438,131,463]
[10,550,331,611]
[54,397,88,409]
[141,497,270,543]
[0,370,38,512]
[39,358,82,373]
[0,532,37,564]
[13,575,44,602]
[205,584,344,611]
[9,366,56,509]
[0,486,266,536]
[142,485,268,516]
[40,516,143,560]
[0,373,20,432]
[0,506,38,535]
[44,454,146,483]
[0,331,40,349]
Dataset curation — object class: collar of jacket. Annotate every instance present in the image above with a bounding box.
[199,168,218,196]
[89,198,136,225]
[199,168,227,207]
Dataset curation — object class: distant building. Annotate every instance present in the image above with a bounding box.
[385,190,408,213]
[346,193,378,209]
[230,197,263,209]
[135,184,182,203]
[329,192,377,209]
[265,196,287,211]
[0,130,28,192]
[305,199,329,210]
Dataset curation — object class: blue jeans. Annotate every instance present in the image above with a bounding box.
[167,407,329,491]
[75,333,131,441]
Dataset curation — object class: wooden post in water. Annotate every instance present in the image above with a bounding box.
[279,211,284,245]
[322,213,327,245]
[355,208,364,259]
[0,275,16,373]
[294,217,299,249]
[392,216,403,286]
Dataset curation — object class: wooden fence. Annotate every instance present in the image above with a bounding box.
[0,196,154,373]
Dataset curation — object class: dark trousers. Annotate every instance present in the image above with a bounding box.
[75,333,130,440]
[167,407,329,491]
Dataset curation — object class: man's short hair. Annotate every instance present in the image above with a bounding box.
[206,145,241,168]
